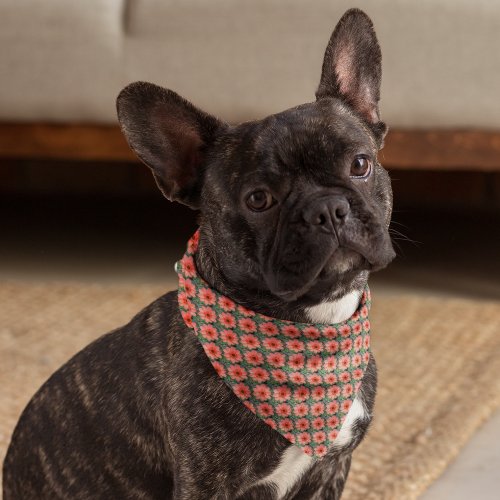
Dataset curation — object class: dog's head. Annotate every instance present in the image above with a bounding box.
[117,9,395,305]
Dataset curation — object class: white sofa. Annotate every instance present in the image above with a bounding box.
[1,0,499,129]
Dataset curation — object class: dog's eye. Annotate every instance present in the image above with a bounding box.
[246,190,275,211]
[350,156,372,178]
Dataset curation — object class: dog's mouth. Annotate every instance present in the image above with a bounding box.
[264,231,395,303]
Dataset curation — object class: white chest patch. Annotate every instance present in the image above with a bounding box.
[256,445,314,498]
[332,395,367,449]
[305,289,362,324]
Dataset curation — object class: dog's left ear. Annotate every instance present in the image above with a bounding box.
[117,82,227,208]
[316,9,387,141]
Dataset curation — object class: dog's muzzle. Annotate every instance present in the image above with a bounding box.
[263,192,395,300]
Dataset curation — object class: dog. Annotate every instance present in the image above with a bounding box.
[3,8,394,499]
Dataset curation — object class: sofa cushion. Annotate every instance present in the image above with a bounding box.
[0,0,125,122]
[1,0,499,128]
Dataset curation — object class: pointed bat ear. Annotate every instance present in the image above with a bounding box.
[117,82,227,209]
[316,9,387,140]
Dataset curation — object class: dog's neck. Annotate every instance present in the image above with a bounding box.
[194,236,368,325]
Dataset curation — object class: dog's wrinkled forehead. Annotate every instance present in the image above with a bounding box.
[215,99,377,197]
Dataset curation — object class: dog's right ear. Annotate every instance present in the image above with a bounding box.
[117,82,226,208]
[316,9,387,142]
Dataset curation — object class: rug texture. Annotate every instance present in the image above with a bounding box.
[1,281,499,499]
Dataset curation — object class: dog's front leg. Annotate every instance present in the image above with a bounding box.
[172,481,230,500]
[171,466,235,500]
[317,453,352,500]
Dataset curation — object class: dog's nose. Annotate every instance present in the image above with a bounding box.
[302,197,350,230]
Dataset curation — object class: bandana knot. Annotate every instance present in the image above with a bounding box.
[176,231,371,459]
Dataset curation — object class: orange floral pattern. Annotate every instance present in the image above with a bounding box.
[176,231,371,459]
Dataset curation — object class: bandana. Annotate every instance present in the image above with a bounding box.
[176,231,371,459]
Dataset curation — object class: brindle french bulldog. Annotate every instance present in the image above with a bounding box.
[3,8,394,499]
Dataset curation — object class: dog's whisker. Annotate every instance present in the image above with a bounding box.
[389,228,421,246]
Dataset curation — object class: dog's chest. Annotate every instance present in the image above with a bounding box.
[256,445,313,497]
[256,291,368,498]
[257,394,367,497]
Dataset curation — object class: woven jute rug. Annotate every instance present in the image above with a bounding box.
[1,281,499,499]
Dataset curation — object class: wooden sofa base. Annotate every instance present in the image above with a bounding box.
[0,123,499,171]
